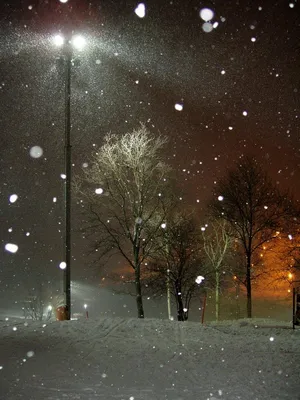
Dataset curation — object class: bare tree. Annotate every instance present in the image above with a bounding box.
[75,125,173,318]
[22,282,64,321]
[208,156,295,318]
[202,219,233,321]
[145,212,206,321]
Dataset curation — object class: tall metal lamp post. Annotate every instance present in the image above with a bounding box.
[54,34,86,320]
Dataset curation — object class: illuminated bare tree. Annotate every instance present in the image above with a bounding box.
[202,219,233,321]
[75,125,173,318]
[209,156,295,318]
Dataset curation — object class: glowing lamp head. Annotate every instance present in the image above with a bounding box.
[72,35,86,50]
[53,34,65,47]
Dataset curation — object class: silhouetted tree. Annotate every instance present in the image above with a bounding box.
[208,156,295,318]
[145,212,206,321]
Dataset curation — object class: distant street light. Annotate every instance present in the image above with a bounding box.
[54,33,86,320]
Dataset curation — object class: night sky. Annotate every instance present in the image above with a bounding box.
[0,0,299,312]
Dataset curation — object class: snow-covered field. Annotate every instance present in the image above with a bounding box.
[0,316,299,400]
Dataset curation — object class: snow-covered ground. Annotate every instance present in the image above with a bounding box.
[0,316,299,400]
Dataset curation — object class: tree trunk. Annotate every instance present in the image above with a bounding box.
[246,254,252,318]
[166,269,171,319]
[215,268,220,321]
[175,280,185,321]
[134,264,144,318]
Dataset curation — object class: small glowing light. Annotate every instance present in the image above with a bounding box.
[5,243,18,253]
[9,194,18,203]
[202,22,213,33]
[134,3,146,18]
[243,111,248,116]
[195,275,205,284]
[59,261,67,270]
[218,195,224,201]
[53,34,65,47]
[251,37,256,42]
[199,8,214,22]
[269,337,274,342]
[221,70,226,75]
[175,103,183,111]
[95,188,103,194]
[161,223,167,229]
[29,146,43,158]
[72,35,86,50]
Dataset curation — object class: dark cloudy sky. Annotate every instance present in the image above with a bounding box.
[0,0,299,308]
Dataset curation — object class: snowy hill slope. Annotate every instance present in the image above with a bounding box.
[0,317,299,400]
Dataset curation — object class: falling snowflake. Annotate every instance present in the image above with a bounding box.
[29,146,43,158]
[95,188,104,194]
[9,194,18,203]
[199,8,214,22]
[135,3,146,18]
[195,275,205,284]
[5,243,18,253]
[59,262,67,270]
[202,22,213,33]
[175,103,183,111]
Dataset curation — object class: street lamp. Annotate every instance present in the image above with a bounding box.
[54,33,86,320]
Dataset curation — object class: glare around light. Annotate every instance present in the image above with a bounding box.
[72,35,86,50]
[53,34,65,47]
